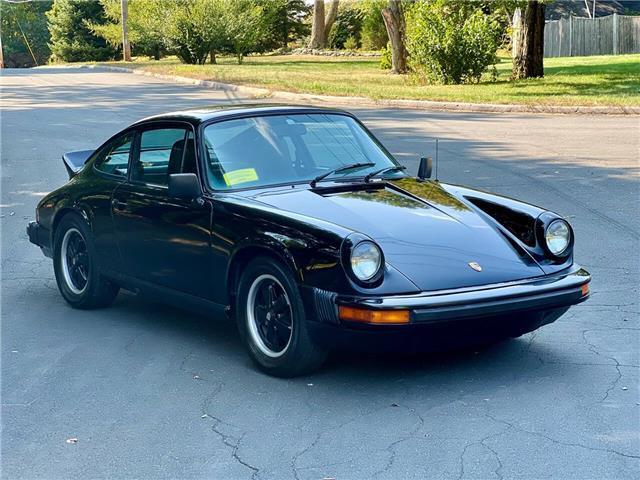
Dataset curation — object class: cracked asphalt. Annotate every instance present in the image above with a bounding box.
[2,67,639,479]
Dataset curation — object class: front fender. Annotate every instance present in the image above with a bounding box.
[441,183,574,275]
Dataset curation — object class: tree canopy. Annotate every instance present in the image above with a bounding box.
[1,0,52,67]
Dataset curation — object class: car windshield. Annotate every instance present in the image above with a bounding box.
[202,113,399,190]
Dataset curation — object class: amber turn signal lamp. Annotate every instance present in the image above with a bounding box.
[581,283,589,296]
[338,306,410,324]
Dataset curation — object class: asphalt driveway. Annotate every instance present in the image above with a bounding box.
[1,67,638,479]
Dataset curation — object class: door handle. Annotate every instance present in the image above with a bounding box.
[111,199,127,210]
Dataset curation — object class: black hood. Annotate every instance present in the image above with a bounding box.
[249,179,545,291]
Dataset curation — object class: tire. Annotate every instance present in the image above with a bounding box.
[53,213,119,309]
[235,256,328,377]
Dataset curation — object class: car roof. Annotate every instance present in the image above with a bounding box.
[133,104,351,126]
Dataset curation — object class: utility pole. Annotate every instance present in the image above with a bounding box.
[0,20,5,68]
[121,0,131,61]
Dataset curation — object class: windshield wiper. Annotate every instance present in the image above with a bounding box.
[363,165,407,183]
[310,162,375,188]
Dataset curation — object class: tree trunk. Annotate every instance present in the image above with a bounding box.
[512,1,546,79]
[0,21,5,68]
[323,0,339,45]
[381,0,407,74]
[511,8,521,58]
[209,49,216,64]
[308,0,325,49]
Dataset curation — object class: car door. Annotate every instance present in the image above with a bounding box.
[111,122,214,300]
[88,130,136,274]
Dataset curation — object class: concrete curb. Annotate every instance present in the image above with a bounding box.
[82,64,640,115]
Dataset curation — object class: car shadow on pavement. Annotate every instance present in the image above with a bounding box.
[105,288,569,385]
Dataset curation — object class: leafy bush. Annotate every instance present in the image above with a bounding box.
[380,43,392,70]
[47,0,117,62]
[328,4,364,49]
[343,36,359,51]
[359,0,388,50]
[406,0,502,84]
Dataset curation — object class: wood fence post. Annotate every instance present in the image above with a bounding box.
[569,15,573,56]
[613,13,619,55]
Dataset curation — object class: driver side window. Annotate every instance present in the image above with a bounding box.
[131,127,188,187]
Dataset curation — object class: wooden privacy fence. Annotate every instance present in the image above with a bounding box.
[544,14,640,57]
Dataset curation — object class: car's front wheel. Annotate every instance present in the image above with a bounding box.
[236,256,328,377]
[53,214,119,309]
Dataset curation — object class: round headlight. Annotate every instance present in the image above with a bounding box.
[350,241,382,281]
[545,219,571,256]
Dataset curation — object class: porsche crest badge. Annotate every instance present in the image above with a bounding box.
[468,262,482,272]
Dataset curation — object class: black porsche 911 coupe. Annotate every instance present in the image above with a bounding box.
[28,105,590,376]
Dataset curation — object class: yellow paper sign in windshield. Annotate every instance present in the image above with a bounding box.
[223,168,258,186]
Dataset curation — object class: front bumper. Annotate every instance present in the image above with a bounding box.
[305,266,590,352]
[27,221,53,258]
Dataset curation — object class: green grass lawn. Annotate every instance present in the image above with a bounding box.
[98,53,640,106]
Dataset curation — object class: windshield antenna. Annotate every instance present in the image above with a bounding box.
[435,138,439,181]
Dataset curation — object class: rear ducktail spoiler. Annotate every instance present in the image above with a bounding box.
[62,150,93,178]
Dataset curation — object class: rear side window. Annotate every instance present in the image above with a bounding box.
[132,127,188,186]
[94,132,133,177]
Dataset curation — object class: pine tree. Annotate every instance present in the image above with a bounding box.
[47,0,117,62]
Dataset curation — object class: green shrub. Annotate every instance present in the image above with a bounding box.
[360,0,388,50]
[344,35,359,51]
[328,4,363,49]
[406,0,501,84]
[380,42,392,70]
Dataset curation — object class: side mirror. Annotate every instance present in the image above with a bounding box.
[417,156,432,181]
[169,173,201,199]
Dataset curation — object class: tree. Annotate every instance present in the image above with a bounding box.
[308,0,339,49]
[89,0,173,60]
[381,0,407,74]
[47,0,117,62]
[1,0,52,67]
[163,0,225,65]
[512,0,545,79]
[223,0,268,64]
[258,0,310,51]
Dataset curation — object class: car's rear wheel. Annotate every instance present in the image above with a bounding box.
[53,214,119,309]
[236,256,328,377]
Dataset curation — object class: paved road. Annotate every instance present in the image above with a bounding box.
[2,67,639,479]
